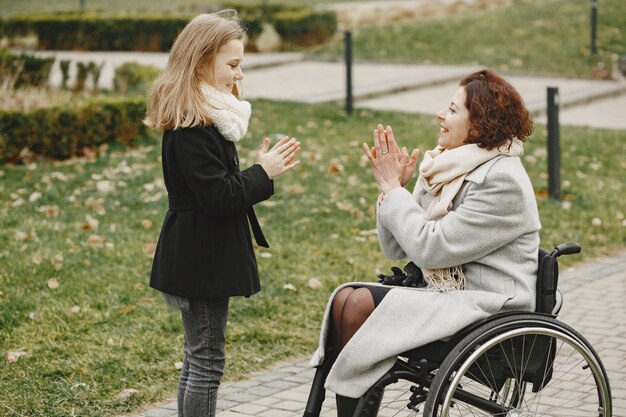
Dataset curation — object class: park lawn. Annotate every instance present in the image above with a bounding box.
[313,0,626,79]
[1,99,625,416]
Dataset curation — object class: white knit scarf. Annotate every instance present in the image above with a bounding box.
[200,83,251,142]
[415,139,524,291]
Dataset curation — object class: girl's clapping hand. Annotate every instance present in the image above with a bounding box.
[255,136,301,179]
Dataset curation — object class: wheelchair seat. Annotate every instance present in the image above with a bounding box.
[303,242,612,417]
[399,242,582,363]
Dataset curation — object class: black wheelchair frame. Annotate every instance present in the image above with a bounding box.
[303,243,613,417]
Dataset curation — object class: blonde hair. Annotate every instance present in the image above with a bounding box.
[144,11,244,130]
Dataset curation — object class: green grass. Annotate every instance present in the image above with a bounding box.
[0,99,624,416]
[312,0,626,79]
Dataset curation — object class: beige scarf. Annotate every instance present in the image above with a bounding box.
[415,139,524,291]
[201,83,251,142]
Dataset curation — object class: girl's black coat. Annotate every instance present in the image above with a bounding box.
[150,125,273,299]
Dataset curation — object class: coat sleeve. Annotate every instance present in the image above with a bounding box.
[170,128,274,216]
[377,198,408,260]
[377,171,533,269]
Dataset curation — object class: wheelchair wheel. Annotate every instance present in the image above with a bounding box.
[423,314,612,417]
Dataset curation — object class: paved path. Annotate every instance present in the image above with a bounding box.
[37,50,624,417]
[35,51,626,130]
[120,251,626,417]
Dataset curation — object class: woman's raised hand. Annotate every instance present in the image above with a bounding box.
[362,124,420,194]
[255,136,301,180]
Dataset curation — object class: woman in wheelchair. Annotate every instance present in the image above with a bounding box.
[312,69,541,416]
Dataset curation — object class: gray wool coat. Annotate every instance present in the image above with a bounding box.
[310,155,541,398]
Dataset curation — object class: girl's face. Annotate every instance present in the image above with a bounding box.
[436,86,472,150]
[208,38,244,94]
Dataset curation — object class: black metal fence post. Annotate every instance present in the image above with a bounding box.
[590,0,598,55]
[547,87,561,200]
[344,31,353,115]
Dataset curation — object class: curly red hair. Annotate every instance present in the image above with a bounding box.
[460,70,533,150]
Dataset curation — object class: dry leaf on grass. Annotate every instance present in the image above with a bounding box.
[283,283,297,291]
[308,278,322,289]
[88,234,105,248]
[29,191,42,202]
[328,163,344,174]
[283,184,306,194]
[120,305,136,314]
[47,278,59,289]
[143,242,157,257]
[28,312,42,322]
[117,388,139,398]
[6,350,28,363]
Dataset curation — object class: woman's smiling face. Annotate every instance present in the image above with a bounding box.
[436,86,472,150]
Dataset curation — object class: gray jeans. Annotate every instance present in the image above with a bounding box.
[177,296,230,417]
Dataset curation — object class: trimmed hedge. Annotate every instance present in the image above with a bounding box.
[274,9,337,47]
[0,50,55,89]
[1,14,189,51]
[0,98,146,162]
[0,9,337,52]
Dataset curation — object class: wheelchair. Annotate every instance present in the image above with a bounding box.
[303,242,613,417]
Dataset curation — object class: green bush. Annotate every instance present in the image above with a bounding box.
[0,97,146,162]
[112,62,161,97]
[0,50,55,89]
[1,9,337,52]
[2,14,189,51]
[274,9,337,47]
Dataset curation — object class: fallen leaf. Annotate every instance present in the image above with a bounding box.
[47,278,60,289]
[141,220,152,229]
[133,283,145,290]
[28,312,43,322]
[328,163,344,174]
[52,254,64,271]
[143,242,157,257]
[260,252,272,258]
[591,217,602,226]
[283,184,306,194]
[96,180,114,193]
[29,191,42,202]
[70,306,81,314]
[38,205,60,217]
[85,215,99,230]
[14,231,29,241]
[6,350,28,362]
[120,305,136,314]
[117,388,139,398]
[175,361,184,370]
[88,234,105,248]
[283,283,297,291]
[308,278,322,289]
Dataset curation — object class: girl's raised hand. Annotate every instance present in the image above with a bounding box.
[255,136,301,180]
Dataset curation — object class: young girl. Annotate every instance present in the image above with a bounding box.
[144,11,300,417]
